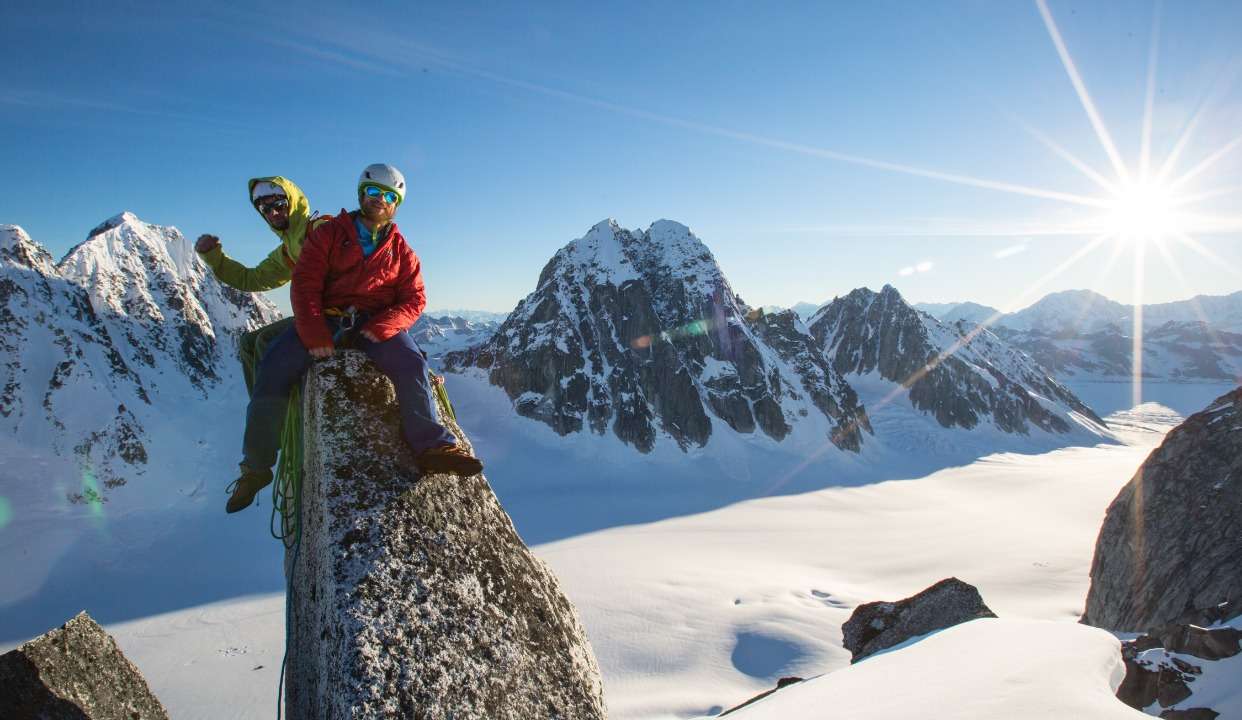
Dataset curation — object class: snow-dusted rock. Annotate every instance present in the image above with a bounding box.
[1083,387,1242,632]
[1116,617,1242,717]
[286,351,607,719]
[810,285,1104,435]
[448,219,868,453]
[840,577,996,663]
[0,611,169,719]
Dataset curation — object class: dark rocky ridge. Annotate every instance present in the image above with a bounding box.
[286,351,607,719]
[810,285,1104,433]
[841,577,997,663]
[448,220,868,453]
[0,611,169,719]
[1083,387,1242,632]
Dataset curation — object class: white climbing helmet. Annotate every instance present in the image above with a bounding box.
[357,163,406,205]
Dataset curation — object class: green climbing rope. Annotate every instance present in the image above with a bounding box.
[432,376,456,422]
[270,384,303,548]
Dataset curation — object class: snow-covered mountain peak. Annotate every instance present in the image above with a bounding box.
[0,224,56,273]
[86,211,142,238]
[61,211,196,285]
[53,213,278,394]
[549,219,642,287]
[450,220,869,453]
[810,282,1106,437]
[547,219,721,290]
[0,215,280,497]
[1004,289,1129,333]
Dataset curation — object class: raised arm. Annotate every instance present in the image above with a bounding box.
[196,235,292,292]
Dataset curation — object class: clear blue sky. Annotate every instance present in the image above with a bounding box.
[3,1,1240,315]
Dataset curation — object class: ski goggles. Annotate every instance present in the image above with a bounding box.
[254,196,290,215]
[362,184,400,204]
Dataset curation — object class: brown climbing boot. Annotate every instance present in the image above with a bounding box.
[415,444,483,477]
[225,465,274,513]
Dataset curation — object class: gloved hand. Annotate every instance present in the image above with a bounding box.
[195,234,220,253]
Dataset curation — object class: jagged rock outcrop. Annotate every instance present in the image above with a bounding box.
[840,577,997,663]
[447,220,868,453]
[810,285,1105,434]
[286,351,607,719]
[0,611,169,719]
[1115,616,1241,718]
[1082,387,1242,631]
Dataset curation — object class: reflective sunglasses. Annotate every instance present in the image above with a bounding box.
[254,196,290,215]
[363,184,400,204]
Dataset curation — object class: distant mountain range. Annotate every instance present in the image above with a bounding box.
[4,210,1232,490]
[447,220,1107,453]
[914,292,1242,383]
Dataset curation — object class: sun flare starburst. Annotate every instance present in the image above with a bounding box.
[1101,179,1184,240]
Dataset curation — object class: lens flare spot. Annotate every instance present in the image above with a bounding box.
[75,467,106,519]
[995,243,1028,259]
[0,496,11,530]
[630,335,653,350]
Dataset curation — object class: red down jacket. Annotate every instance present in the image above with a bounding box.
[291,209,427,349]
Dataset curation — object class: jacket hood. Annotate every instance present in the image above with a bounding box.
[248,176,312,262]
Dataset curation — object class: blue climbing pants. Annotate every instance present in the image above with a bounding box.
[241,321,456,470]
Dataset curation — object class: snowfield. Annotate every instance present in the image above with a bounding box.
[77,397,1183,719]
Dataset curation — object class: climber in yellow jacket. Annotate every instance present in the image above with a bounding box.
[196,177,325,393]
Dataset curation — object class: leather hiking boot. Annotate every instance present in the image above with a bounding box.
[225,465,274,514]
[415,444,483,477]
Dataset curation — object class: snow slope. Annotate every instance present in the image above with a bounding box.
[85,402,1181,720]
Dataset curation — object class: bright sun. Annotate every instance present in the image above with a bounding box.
[1102,179,1183,240]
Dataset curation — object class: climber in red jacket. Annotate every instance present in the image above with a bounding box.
[226,163,482,513]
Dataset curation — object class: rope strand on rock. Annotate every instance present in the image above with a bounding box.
[270,381,304,720]
[270,385,304,548]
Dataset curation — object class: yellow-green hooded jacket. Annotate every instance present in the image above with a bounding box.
[197,176,317,292]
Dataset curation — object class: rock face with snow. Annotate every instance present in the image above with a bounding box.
[286,351,607,719]
[0,216,277,495]
[0,611,170,719]
[840,577,997,663]
[1116,616,1242,718]
[810,285,1104,434]
[448,220,868,453]
[1083,387,1242,632]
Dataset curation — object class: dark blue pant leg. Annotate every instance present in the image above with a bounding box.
[362,332,457,453]
[242,325,313,470]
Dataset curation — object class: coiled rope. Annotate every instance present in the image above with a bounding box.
[271,384,303,720]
